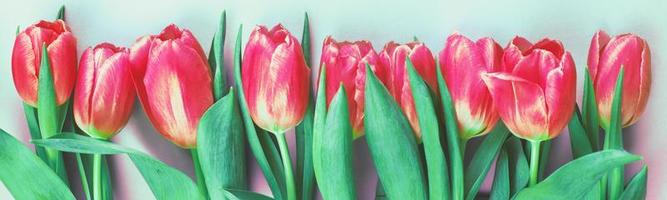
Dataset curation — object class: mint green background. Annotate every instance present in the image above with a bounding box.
[0,0,665,199]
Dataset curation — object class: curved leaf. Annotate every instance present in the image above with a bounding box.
[32,134,203,200]
[0,129,75,200]
[435,63,464,200]
[224,189,274,200]
[490,149,510,200]
[407,59,449,200]
[619,165,647,200]
[197,88,247,199]
[313,86,356,200]
[514,150,641,200]
[464,123,510,200]
[364,64,426,200]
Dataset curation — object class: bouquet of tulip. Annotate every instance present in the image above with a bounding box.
[0,5,651,200]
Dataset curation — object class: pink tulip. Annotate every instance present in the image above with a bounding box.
[588,30,651,129]
[12,20,77,107]
[74,43,135,139]
[319,36,389,137]
[439,34,502,140]
[242,24,310,134]
[129,24,213,148]
[380,41,438,140]
[482,37,576,141]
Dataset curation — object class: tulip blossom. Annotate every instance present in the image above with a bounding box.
[319,36,389,137]
[439,34,502,140]
[588,30,651,129]
[129,24,213,148]
[73,43,135,139]
[482,36,576,141]
[242,24,310,134]
[380,41,438,140]
[12,20,77,107]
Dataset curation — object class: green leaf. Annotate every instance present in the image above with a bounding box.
[224,189,274,200]
[33,133,203,200]
[364,63,426,200]
[505,136,528,196]
[313,86,356,200]
[538,140,552,180]
[295,13,315,200]
[56,5,65,20]
[36,44,68,181]
[23,103,48,162]
[490,149,510,200]
[606,67,625,200]
[513,150,641,200]
[232,25,284,200]
[301,12,311,65]
[435,64,464,200]
[464,123,510,200]
[210,10,228,100]
[407,59,449,200]
[0,129,75,200]
[568,106,593,158]
[197,88,247,199]
[619,165,647,200]
[582,69,600,150]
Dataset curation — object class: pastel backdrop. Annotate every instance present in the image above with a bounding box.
[0,0,665,199]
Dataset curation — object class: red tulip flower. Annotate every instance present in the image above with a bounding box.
[588,30,651,129]
[482,37,576,141]
[74,43,135,139]
[380,41,438,140]
[242,24,310,134]
[319,36,389,137]
[129,24,213,148]
[439,34,502,140]
[12,20,77,107]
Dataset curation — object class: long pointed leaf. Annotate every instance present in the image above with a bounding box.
[0,129,75,200]
[364,64,426,200]
[33,133,203,199]
[514,150,640,200]
[464,123,510,200]
[435,64,465,200]
[295,12,315,200]
[619,165,647,200]
[197,89,247,199]
[407,59,449,200]
[313,86,356,200]
[490,149,510,200]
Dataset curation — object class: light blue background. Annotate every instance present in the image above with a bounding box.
[0,0,665,199]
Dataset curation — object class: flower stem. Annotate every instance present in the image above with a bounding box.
[276,133,296,200]
[529,140,541,186]
[93,153,102,200]
[191,149,208,199]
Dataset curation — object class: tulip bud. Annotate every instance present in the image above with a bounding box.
[439,34,502,140]
[380,41,438,140]
[74,43,135,139]
[588,30,651,129]
[319,36,389,137]
[129,24,214,148]
[242,24,310,134]
[12,20,77,107]
[482,37,576,141]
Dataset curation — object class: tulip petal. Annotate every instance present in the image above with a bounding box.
[532,38,565,58]
[440,35,500,137]
[595,35,645,127]
[587,30,611,81]
[512,49,560,88]
[11,32,40,106]
[482,73,548,140]
[143,40,213,148]
[47,32,77,105]
[90,51,135,137]
[544,52,577,137]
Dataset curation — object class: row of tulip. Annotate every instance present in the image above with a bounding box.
[0,6,650,200]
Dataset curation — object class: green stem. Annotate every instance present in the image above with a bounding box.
[76,153,91,200]
[529,140,541,187]
[452,138,465,200]
[191,149,208,199]
[276,133,296,200]
[604,128,624,200]
[93,153,102,200]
